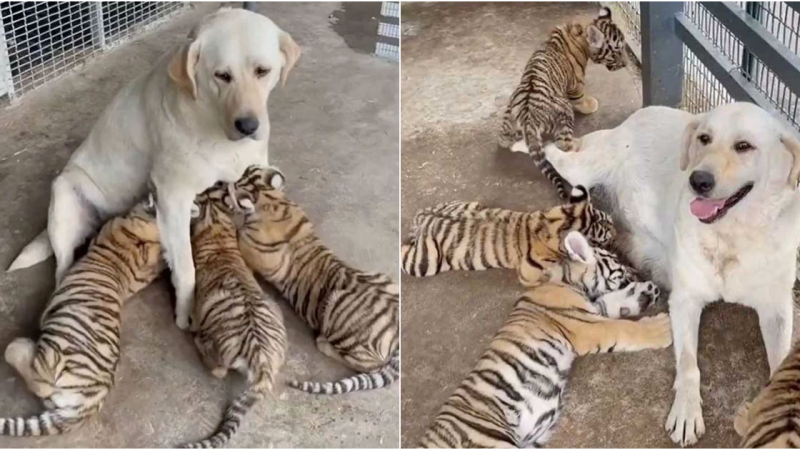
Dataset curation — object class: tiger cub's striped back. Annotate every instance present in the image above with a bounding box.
[1,197,163,437]
[498,7,626,198]
[401,185,615,286]
[420,231,671,448]
[182,183,287,448]
[231,166,399,395]
[734,343,800,447]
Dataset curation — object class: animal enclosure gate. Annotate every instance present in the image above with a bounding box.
[606,1,800,132]
[0,1,184,102]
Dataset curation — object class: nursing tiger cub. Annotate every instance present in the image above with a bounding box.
[498,7,627,198]
[420,231,671,448]
[733,343,800,448]
[228,166,399,395]
[1,196,163,436]
[183,183,287,448]
[401,186,615,287]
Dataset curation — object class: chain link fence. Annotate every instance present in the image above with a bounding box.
[0,1,185,103]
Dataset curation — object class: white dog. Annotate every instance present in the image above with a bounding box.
[543,102,800,446]
[7,8,301,330]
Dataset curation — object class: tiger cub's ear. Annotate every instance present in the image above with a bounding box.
[587,25,605,49]
[144,193,157,214]
[564,231,597,265]
[190,202,201,219]
[598,6,611,19]
[264,167,286,191]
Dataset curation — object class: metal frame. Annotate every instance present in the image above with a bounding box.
[641,1,800,130]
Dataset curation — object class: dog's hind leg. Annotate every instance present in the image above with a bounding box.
[48,174,99,284]
[753,289,793,375]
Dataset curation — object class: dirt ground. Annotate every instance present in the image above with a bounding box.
[399,2,800,448]
[0,2,398,448]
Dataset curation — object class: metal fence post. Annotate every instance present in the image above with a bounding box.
[641,2,684,107]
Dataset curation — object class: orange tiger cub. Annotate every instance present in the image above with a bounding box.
[181,182,287,448]
[2,196,163,437]
[230,165,399,395]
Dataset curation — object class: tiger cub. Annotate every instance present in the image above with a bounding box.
[499,7,627,199]
[401,185,615,287]
[733,344,800,447]
[420,231,671,448]
[1,196,163,436]
[229,166,399,395]
[183,183,287,448]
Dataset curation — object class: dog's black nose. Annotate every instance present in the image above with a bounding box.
[689,170,715,195]
[234,117,259,136]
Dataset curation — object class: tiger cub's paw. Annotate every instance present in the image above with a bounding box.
[637,313,672,348]
[573,96,599,115]
[733,400,752,436]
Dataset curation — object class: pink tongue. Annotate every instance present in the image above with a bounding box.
[690,198,726,219]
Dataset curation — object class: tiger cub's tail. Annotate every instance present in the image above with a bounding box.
[184,370,274,448]
[0,408,92,436]
[289,350,399,395]
[523,123,571,199]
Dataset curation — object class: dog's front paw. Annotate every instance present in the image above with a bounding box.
[175,313,190,331]
[666,387,705,447]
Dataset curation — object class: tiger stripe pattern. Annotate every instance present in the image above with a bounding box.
[733,343,800,447]
[230,166,399,395]
[498,7,626,198]
[401,185,615,287]
[1,197,163,437]
[420,231,671,448]
[182,183,287,448]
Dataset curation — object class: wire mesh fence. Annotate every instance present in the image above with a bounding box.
[611,1,800,130]
[0,1,184,102]
[376,1,399,61]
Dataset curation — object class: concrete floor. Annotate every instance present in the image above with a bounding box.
[0,2,398,448]
[400,2,800,448]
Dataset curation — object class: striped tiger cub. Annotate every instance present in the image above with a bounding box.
[499,7,627,198]
[1,196,163,437]
[401,185,615,287]
[229,166,399,395]
[420,231,671,448]
[733,344,800,447]
[183,183,287,448]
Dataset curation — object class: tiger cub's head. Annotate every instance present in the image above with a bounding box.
[191,182,239,235]
[568,185,615,246]
[555,231,659,317]
[587,7,627,72]
[232,165,312,245]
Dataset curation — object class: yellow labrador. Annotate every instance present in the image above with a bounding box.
[8,8,301,330]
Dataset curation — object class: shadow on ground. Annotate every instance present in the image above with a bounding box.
[399,2,795,448]
[0,2,398,448]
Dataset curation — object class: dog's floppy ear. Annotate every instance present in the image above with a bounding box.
[279,30,301,87]
[168,37,201,100]
[781,132,800,190]
[680,116,702,171]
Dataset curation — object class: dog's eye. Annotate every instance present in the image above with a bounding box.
[698,133,712,145]
[214,71,232,83]
[255,66,270,78]
[734,141,753,152]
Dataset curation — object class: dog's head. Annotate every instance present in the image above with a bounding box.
[168,8,301,142]
[679,102,800,224]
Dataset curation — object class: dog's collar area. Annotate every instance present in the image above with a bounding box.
[691,182,754,224]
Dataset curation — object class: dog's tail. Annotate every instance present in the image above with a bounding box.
[7,229,53,272]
